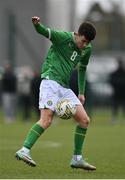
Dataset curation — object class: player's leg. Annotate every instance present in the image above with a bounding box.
[73,104,89,155]
[15,79,57,167]
[70,104,96,170]
[61,88,96,170]
[15,109,54,167]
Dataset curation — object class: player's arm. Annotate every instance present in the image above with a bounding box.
[32,16,50,38]
[32,16,70,43]
[78,46,91,103]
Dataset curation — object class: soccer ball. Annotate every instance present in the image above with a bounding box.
[55,99,76,119]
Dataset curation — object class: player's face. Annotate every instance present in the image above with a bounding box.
[76,35,90,49]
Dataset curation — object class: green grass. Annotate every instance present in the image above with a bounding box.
[0,108,125,179]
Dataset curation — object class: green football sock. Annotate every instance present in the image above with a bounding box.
[23,123,45,149]
[73,125,87,155]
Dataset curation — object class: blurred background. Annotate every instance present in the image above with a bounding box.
[0,0,125,123]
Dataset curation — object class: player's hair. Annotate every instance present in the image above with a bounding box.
[78,21,96,41]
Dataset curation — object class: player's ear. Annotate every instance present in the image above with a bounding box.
[74,32,79,40]
[74,32,78,36]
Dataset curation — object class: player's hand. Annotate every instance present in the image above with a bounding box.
[32,16,40,25]
[78,94,85,105]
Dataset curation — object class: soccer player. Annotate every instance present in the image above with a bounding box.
[15,16,96,170]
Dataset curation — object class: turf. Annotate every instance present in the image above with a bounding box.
[0,109,125,179]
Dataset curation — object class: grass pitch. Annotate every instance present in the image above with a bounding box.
[0,109,125,179]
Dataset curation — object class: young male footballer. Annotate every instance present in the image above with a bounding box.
[15,16,96,171]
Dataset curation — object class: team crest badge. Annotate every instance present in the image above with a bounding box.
[69,42,74,49]
[47,100,53,106]
[81,50,85,56]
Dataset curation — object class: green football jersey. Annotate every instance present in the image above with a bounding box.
[33,23,92,94]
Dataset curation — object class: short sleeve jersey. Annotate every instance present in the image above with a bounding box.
[34,24,92,93]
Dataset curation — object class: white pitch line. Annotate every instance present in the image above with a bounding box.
[0,141,62,150]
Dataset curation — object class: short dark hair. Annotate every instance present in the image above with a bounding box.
[78,21,96,41]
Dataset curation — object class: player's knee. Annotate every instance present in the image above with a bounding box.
[85,115,90,126]
[81,115,90,128]
[39,118,52,129]
[38,109,53,129]
[39,115,52,129]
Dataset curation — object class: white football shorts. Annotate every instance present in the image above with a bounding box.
[39,79,81,111]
